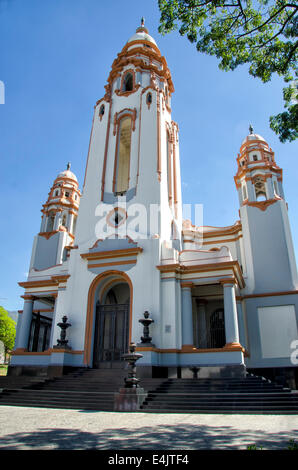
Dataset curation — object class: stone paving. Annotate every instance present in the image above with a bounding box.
[0,405,297,450]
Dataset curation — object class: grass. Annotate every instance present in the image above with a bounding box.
[247,440,298,450]
[0,365,8,376]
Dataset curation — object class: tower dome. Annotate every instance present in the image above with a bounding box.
[56,162,78,183]
[240,125,269,150]
[126,17,157,47]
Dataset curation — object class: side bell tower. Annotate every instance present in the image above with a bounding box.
[234,127,298,293]
[30,163,81,271]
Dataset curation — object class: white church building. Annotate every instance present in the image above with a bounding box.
[11,22,298,387]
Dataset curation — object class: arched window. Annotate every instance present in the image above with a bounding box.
[99,104,105,121]
[46,212,55,232]
[73,215,77,234]
[166,130,172,203]
[99,104,105,116]
[61,213,67,227]
[254,176,267,201]
[242,184,248,200]
[114,116,132,194]
[122,73,133,92]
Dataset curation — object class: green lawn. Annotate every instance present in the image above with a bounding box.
[0,365,8,376]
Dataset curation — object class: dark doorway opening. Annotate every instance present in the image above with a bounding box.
[28,312,52,352]
[93,283,130,369]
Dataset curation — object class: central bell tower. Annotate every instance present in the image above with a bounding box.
[75,20,182,250]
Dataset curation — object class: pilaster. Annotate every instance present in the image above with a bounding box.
[15,296,34,350]
[181,282,194,347]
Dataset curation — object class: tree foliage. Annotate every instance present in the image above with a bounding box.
[0,306,16,356]
[158,0,298,142]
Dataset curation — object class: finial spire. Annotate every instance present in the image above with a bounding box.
[141,16,145,27]
[249,124,254,135]
[67,162,71,171]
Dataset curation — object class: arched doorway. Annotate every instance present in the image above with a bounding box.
[93,282,130,368]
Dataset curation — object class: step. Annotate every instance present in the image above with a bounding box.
[147,390,291,397]
[143,402,298,410]
[0,395,114,406]
[0,400,114,411]
[145,396,298,404]
[145,399,298,406]
[1,388,115,397]
[141,408,298,415]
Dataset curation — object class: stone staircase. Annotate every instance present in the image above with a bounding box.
[0,368,164,411]
[140,375,298,414]
[0,370,297,414]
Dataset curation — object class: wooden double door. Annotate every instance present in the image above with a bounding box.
[93,302,129,369]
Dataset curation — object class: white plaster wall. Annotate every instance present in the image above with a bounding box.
[242,201,297,293]
[160,279,182,349]
[258,305,297,359]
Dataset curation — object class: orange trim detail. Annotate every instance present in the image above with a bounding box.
[87,260,136,269]
[81,247,143,261]
[219,278,236,285]
[223,342,244,351]
[180,282,194,289]
[238,290,298,300]
[242,197,281,211]
[157,92,161,181]
[101,99,113,201]
[135,346,245,354]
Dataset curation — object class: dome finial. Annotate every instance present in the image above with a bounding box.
[67,162,71,171]
[135,16,148,34]
[249,124,254,135]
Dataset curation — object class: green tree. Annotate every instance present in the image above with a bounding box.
[158,0,298,142]
[0,306,16,361]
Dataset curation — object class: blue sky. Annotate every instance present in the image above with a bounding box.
[0,0,297,311]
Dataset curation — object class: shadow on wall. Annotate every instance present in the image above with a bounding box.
[0,421,297,450]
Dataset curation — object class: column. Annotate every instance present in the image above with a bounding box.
[181,283,194,347]
[266,178,275,200]
[246,180,255,202]
[54,210,61,231]
[220,280,241,348]
[40,214,46,232]
[16,295,34,350]
[68,211,74,234]
[236,299,246,349]
[49,294,58,349]
[14,310,23,350]
[197,300,208,348]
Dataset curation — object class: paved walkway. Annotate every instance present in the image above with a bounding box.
[0,406,297,450]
